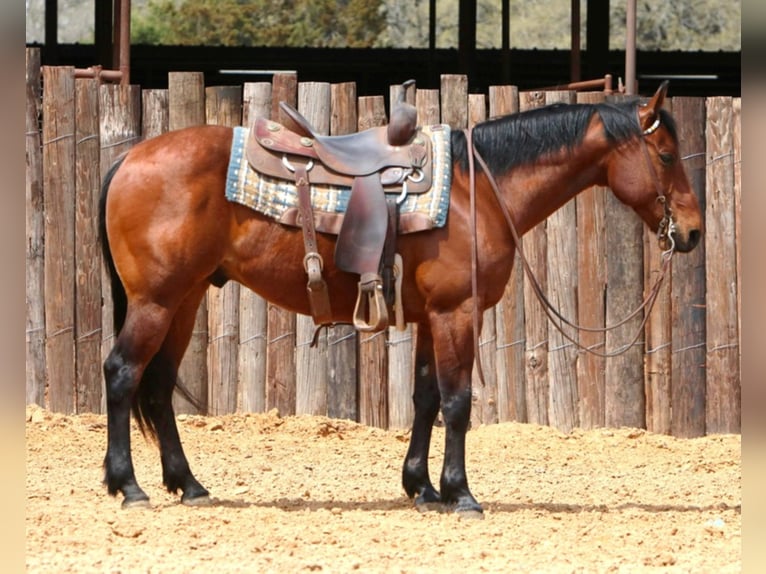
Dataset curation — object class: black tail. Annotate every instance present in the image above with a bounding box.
[99,157,128,337]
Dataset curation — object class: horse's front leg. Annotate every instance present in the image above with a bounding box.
[430,310,483,516]
[402,322,441,508]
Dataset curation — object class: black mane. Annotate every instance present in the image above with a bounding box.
[451,98,677,174]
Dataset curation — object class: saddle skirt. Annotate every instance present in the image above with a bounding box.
[224,124,452,235]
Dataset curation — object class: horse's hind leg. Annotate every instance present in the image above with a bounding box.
[141,285,211,505]
[103,302,174,508]
[402,322,442,507]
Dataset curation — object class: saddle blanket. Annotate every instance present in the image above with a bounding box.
[225,124,452,234]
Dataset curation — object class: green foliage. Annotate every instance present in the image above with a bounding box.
[132,0,386,47]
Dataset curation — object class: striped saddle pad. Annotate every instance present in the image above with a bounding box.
[224,124,452,235]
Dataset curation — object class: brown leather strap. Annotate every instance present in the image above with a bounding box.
[294,163,332,325]
[465,126,486,386]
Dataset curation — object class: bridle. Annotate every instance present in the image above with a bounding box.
[465,103,677,382]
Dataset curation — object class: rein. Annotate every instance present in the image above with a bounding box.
[464,104,677,373]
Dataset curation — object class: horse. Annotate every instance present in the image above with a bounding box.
[99,81,702,515]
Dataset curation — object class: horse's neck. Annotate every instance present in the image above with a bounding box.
[499,140,609,235]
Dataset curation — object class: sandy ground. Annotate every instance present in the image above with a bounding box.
[26,404,740,573]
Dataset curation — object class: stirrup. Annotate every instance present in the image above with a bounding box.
[353,273,389,332]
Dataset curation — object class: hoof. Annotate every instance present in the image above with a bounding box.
[414,500,443,513]
[456,507,485,520]
[121,497,151,510]
[182,494,212,507]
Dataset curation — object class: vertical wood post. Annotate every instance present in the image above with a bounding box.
[489,85,524,423]
[42,66,76,413]
[357,95,389,428]
[99,82,142,414]
[239,82,272,413]
[519,90,549,426]
[327,81,359,423]
[295,81,331,417]
[670,97,707,437]
[266,72,299,416]
[74,76,103,413]
[26,48,46,407]
[575,90,607,429]
[704,96,740,434]
[168,71,208,414]
[543,90,579,432]
[206,85,243,415]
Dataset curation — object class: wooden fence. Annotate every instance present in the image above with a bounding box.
[25,48,741,437]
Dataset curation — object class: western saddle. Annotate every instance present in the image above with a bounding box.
[245,80,432,332]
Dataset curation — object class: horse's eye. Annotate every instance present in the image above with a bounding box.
[659,152,674,166]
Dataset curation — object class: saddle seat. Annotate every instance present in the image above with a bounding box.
[273,101,427,177]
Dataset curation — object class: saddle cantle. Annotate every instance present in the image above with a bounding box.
[245,89,435,332]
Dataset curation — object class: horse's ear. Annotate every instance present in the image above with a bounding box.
[639,81,669,133]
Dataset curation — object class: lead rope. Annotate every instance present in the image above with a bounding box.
[464,106,676,360]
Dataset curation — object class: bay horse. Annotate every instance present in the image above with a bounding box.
[99,82,702,514]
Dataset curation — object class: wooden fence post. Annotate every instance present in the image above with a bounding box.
[42,65,76,413]
[670,97,707,437]
[266,72,298,416]
[327,81,359,423]
[705,96,741,434]
[386,80,416,430]
[603,96,645,428]
[98,82,142,414]
[206,85,243,415]
[295,81,331,417]
[468,91,500,428]
[357,95,389,429]
[238,82,272,413]
[26,48,45,407]
[575,91,607,429]
[167,71,208,414]
[74,76,103,413]
[489,85,524,424]
[519,90,549,426]
[543,90,579,433]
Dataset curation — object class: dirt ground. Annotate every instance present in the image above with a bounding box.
[26,404,740,573]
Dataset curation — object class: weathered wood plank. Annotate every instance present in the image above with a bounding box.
[266,72,298,416]
[643,97,674,434]
[98,83,142,414]
[466,92,499,427]
[327,81,359,423]
[704,96,740,434]
[489,85,524,423]
[295,81,331,417]
[168,71,208,414]
[519,90,549,426]
[26,48,46,407]
[574,90,607,429]
[544,90,579,433]
[440,74,468,128]
[669,97,707,438]
[238,82,272,413]
[357,95,389,429]
[603,92,645,428]
[386,80,416,430]
[74,77,102,413]
[42,66,76,413]
[206,85,242,415]
[415,89,440,126]
[141,89,168,139]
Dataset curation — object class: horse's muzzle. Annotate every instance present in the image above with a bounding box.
[674,228,702,253]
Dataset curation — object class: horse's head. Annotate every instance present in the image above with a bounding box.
[605,82,703,253]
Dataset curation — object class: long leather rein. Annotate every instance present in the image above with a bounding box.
[464,104,677,384]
